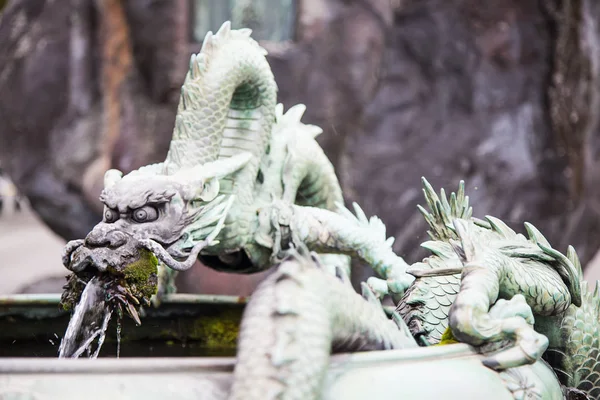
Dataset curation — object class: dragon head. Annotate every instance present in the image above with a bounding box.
[62,152,252,280]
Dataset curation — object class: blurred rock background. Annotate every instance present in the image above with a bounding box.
[1,0,600,294]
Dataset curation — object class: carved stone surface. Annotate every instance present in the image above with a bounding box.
[342,0,600,284]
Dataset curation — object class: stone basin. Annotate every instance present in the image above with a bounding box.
[0,294,564,399]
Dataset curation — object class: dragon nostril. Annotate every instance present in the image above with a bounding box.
[86,237,109,248]
[85,229,109,248]
[85,229,128,249]
[107,231,128,249]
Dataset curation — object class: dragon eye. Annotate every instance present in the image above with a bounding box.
[132,206,158,223]
[104,208,119,223]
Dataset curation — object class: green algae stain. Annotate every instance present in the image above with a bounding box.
[189,311,240,349]
[157,309,242,350]
[437,326,459,346]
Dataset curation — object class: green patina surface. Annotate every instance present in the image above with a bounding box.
[47,19,600,399]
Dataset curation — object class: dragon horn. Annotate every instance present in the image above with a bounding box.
[173,152,253,201]
[104,169,123,189]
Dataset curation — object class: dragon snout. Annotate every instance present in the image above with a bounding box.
[85,229,129,249]
[66,245,111,273]
[63,229,138,274]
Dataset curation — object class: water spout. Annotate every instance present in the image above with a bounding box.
[58,277,113,358]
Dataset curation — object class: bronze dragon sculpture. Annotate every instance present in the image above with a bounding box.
[58,21,599,400]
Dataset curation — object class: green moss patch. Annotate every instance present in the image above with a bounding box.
[122,249,159,301]
[189,311,240,349]
[156,309,241,350]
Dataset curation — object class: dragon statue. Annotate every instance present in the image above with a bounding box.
[58,21,600,400]
[391,179,599,398]
[61,20,414,307]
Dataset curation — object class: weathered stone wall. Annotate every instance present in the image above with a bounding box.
[266,0,600,282]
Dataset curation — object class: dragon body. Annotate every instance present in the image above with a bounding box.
[229,250,416,400]
[535,280,600,399]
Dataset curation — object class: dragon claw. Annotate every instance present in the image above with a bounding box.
[489,295,535,326]
[366,277,389,300]
[386,275,414,298]
[481,330,549,370]
[477,315,549,371]
[107,287,143,326]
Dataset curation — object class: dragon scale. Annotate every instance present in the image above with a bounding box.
[537,279,600,399]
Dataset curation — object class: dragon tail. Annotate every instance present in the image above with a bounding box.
[542,279,600,398]
[418,178,472,242]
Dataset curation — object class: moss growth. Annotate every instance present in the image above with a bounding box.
[122,249,159,300]
[151,308,243,351]
[158,315,239,348]
[156,310,241,349]
[189,312,240,349]
[60,249,158,316]
[437,326,459,346]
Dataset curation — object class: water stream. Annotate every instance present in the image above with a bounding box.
[58,277,114,358]
[116,319,122,358]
